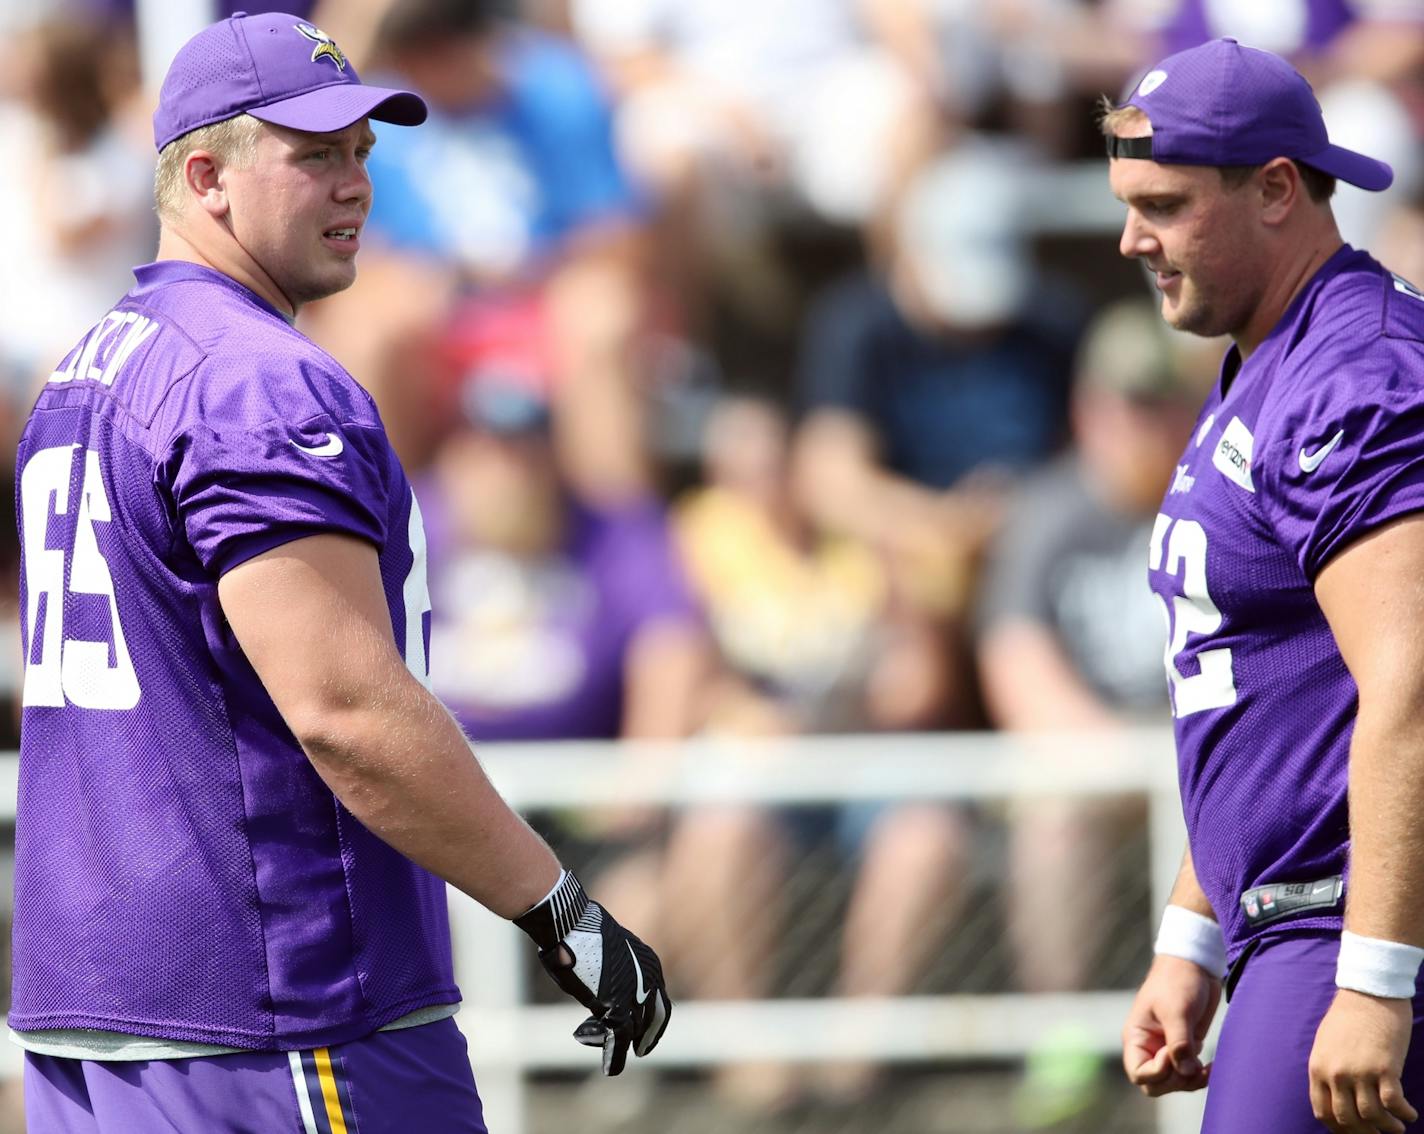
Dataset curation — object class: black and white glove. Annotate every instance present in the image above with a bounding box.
[514,870,672,1075]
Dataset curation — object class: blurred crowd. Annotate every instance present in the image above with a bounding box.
[0,0,1422,1128]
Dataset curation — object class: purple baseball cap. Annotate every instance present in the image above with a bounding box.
[1107,38,1392,192]
[153,11,426,152]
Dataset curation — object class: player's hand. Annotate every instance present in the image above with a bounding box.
[513,870,672,1075]
[1308,989,1417,1134]
[1122,954,1220,1096]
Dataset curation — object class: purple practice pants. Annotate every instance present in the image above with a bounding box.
[23,1016,488,1134]
[1202,933,1424,1133]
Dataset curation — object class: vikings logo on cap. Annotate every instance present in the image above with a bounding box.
[295,23,346,72]
[1137,69,1167,97]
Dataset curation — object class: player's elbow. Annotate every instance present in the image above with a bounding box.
[286,702,362,763]
[280,667,423,775]
[287,703,420,816]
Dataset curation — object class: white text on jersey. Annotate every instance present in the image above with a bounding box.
[49,311,160,388]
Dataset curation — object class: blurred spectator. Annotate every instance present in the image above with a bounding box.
[975,300,1210,1126]
[0,14,153,404]
[676,396,957,735]
[364,0,643,285]
[871,0,1151,158]
[90,1,322,21]
[796,141,1083,723]
[567,0,943,338]
[1153,0,1424,80]
[419,376,708,741]
[569,0,934,228]
[632,396,968,1113]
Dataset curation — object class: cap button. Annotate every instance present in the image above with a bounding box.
[232,9,247,16]
[1222,36,1238,43]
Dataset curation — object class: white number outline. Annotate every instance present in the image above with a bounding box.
[20,444,140,710]
[1149,514,1237,718]
[402,490,433,689]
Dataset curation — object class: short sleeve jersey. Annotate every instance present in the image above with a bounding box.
[1154,246,1424,959]
[11,261,457,1050]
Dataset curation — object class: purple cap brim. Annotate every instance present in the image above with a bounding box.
[1303,143,1393,192]
[245,83,427,136]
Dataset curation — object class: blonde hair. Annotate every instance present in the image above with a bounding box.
[153,114,264,222]
[1098,98,1151,140]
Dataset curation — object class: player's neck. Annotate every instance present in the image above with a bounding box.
[1234,225,1344,360]
[155,225,298,318]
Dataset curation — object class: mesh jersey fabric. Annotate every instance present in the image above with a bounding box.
[1156,246,1424,960]
[11,260,458,1049]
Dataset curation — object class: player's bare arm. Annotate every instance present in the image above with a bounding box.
[219,532,562,916]
[1311,515,1424,1134]
[220,532,672,1073]
[1124,847,1220,1096]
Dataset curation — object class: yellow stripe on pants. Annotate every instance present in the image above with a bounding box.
[312,1047,350,1134]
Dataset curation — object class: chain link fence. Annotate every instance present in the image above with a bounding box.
[457,731,1208,1134]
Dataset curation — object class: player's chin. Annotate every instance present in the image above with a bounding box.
[313,258,360,293]
[1161,294,1209,336]
[289,267,359,307]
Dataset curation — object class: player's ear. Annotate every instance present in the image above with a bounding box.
[184,149,230,219]
[1258,157,1300,226]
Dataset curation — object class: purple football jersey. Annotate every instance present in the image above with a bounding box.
[12,260,457,1049]
[1153,246,1424,960]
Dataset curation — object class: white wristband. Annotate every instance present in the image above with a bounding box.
[1336,930,1424,999]
[1154,905,1226,979]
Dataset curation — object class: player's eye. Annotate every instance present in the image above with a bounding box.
[306,148,332,162]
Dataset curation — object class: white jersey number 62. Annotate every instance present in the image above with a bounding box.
[1150,514,1237,718]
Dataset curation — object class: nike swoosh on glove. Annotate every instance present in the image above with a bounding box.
[513,870,673,1075]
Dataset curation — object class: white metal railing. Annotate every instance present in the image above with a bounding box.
[0,732,1210,1133]
[454,730,1209,1134]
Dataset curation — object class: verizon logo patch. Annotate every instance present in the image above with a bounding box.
[1212,416,1255,493]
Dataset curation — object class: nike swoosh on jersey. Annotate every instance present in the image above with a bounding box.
[628,942,650,1006]
[290,433,344,458]
[1298,429,1344,473]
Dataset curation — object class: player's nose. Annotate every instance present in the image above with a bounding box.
[336,155,372,205]
[1119,211,1155,260]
